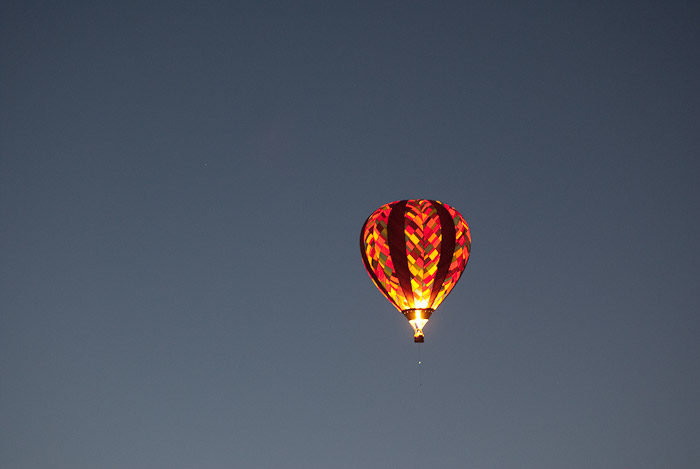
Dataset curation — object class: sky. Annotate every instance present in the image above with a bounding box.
[1,1,699,468]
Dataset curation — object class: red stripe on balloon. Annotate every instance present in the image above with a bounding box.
[428,200,456,309]
[387,200,415,310]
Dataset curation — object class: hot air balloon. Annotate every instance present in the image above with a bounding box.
[360,199,471,342]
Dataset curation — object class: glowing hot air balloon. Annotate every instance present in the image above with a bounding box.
[360,199,471,342]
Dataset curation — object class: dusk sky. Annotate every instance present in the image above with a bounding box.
[2,1,699,468]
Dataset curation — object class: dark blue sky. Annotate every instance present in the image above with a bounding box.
[2,1,699,468]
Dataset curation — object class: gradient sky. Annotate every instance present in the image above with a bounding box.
[2,1,699,468]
